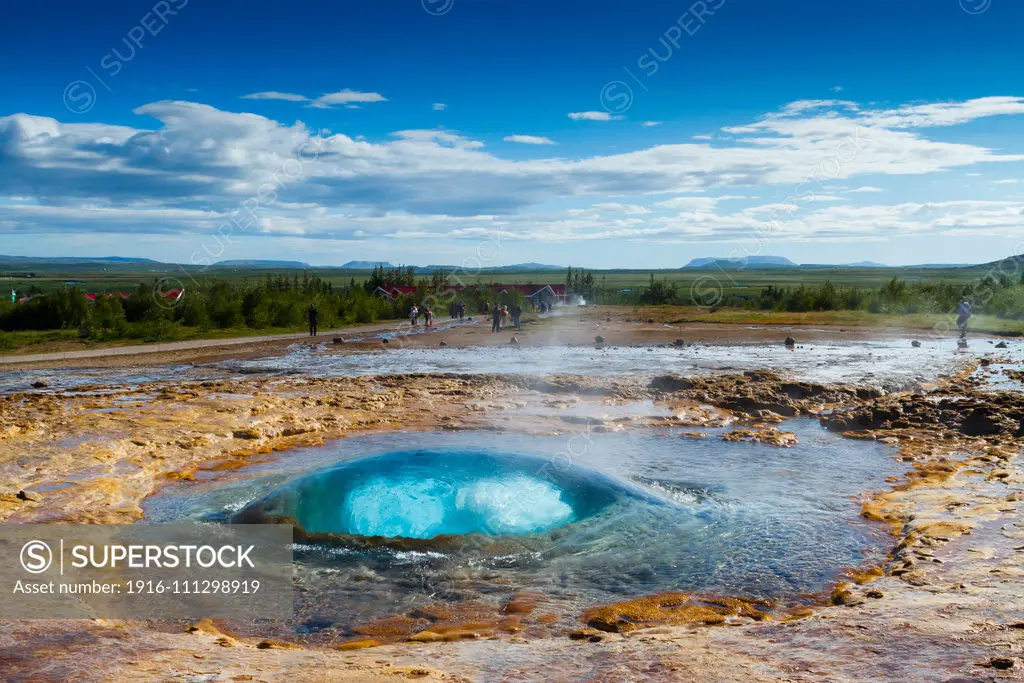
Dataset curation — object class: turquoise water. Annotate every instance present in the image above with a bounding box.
[231,449,629,539]
[144,423,903,629]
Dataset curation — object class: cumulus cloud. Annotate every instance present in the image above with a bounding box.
[433,103,447,111]
[503,135,555,145]
[2,96,1024,247]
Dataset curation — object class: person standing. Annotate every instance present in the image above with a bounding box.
[307,303,319,337]
[956,298,972,339]
[491,302,501,332]
[511,302,522,331]
[425,307,434,329]
[410,304,419,326]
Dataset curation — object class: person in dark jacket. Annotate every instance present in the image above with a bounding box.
[510,303,522,330]
[491,303,501,332]
[307,303,319,337]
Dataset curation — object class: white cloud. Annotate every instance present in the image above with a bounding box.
[568,111,622,121]
[848,186,885,193]
[241,91,309,102]
[592,202,651,214]
[242,89,386,108]
[3,96,1024,247]
[994,179,1020,184]
[433,103,447,111]
[831,86,843,92]
[314,89,387,106]
[503,135,555,145]
[691,134,712,141]
[642,121,662,127]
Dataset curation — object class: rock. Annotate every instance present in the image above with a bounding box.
[381,338,390,344]
[829,583,861,606]
[0,489,22,503]
[335,639,380,651]
[569,628,606,642]
[255,640,302,650]
[981,657,1016,670]
[995,341,1008,348]
[16,490,42,502]
[439,341,449,347]
[595,335,605,344]
[865,590,884,599]
[30,381,47,388]
[407,630,444,643]
[673,338,686,347]
[332,337,344,344]
[784,337,796,348]
[957,339,968,349]
[722,427,798,447]
[509,336,520,345]
[649,375,694,392]
[911,340,922,348]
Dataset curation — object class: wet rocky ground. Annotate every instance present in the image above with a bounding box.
[0,328,1022,681]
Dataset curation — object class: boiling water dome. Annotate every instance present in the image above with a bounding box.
[232,450,630,540]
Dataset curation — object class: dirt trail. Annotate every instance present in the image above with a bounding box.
[0,320,413,365]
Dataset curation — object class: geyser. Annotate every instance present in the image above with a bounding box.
[232,450,627,539]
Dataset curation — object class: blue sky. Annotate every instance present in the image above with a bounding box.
[1,0,1023,267]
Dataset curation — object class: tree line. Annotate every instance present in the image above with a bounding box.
[0,268,530,343]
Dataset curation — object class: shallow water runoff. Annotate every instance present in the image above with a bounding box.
[144,421,902,632]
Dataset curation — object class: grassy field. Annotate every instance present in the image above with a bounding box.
[3,260,1020,352]
[0,263,998,298]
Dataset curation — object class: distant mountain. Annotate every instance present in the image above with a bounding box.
[422,262,564,272]
[496,262,565,271]
[212,260,310,268]
[339,261,394,269]
[974,254,1024,270]
[683,256,798,269]
[0,255,159,265]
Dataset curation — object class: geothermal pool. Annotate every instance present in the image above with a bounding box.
[144,422,903,633]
